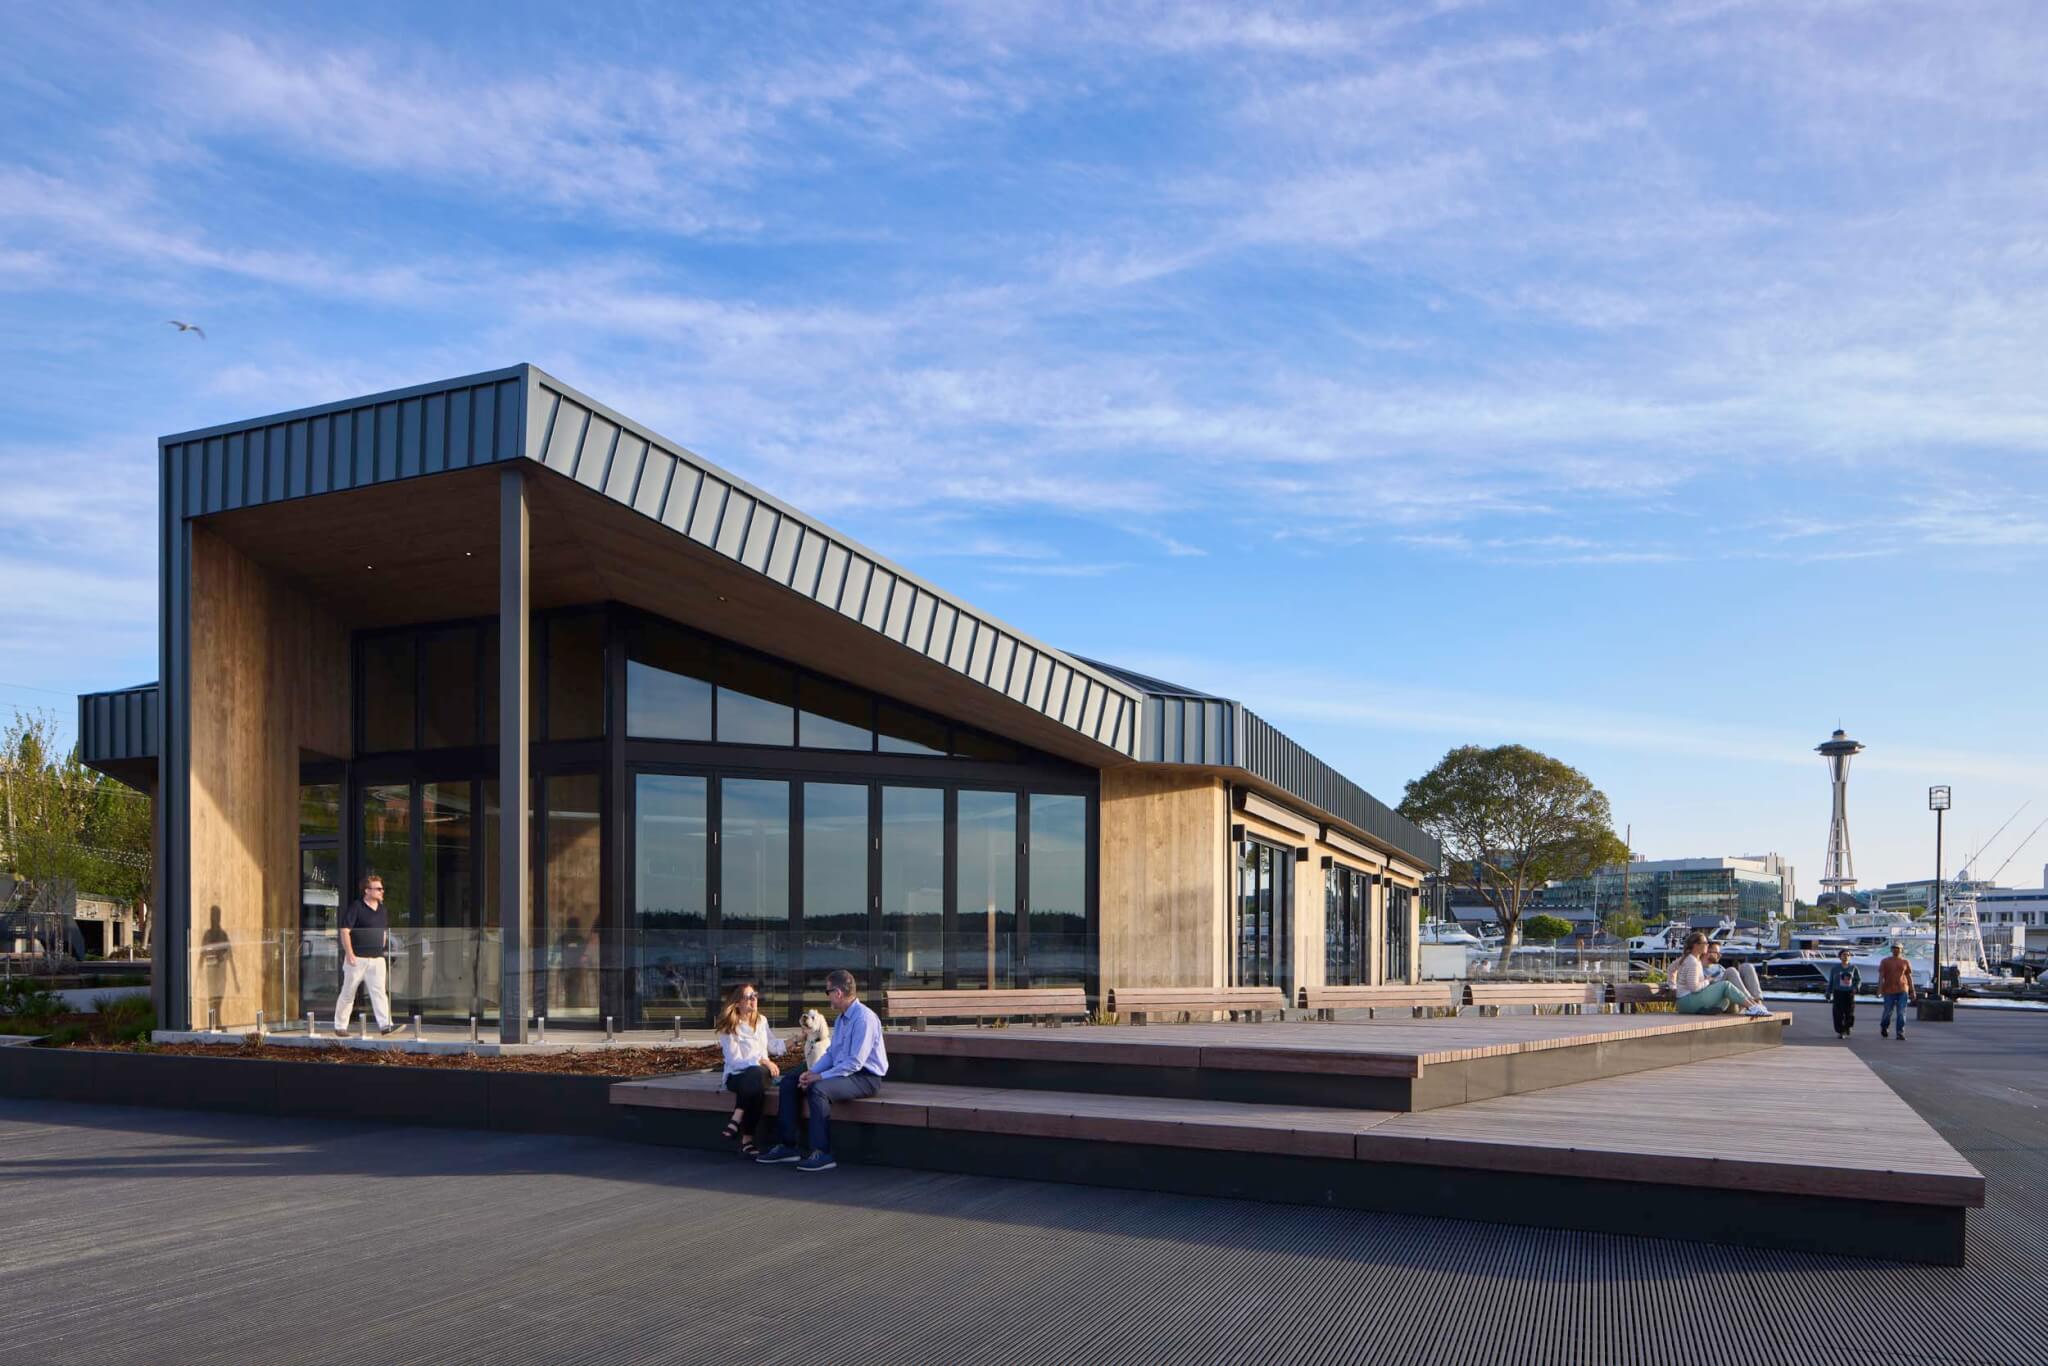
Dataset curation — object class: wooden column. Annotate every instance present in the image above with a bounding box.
[498,469,532,1043]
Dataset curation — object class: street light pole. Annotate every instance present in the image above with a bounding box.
[1928,786,1951,1022]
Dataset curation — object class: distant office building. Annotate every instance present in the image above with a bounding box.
[1972,866,2048,930]
[1868,879,1939,915]
[1541,853,1796,927]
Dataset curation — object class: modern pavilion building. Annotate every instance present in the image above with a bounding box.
[77,366,1438,1040]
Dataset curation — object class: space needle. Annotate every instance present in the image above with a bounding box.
[1816,728,1866,907]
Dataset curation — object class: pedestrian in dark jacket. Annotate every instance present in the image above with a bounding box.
[1826,948,1862,1039]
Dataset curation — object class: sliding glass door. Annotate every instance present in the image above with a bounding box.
[1235,838,1292,991]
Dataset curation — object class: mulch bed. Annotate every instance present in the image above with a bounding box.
[57,1038,809,1078]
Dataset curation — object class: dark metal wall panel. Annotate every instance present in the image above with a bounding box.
[77,685,159,766]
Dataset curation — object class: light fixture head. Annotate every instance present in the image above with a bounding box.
[1928,785,1951,811]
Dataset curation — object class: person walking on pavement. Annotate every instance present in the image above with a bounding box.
[334,873,398,1036]
[1878,942,1915,1040]
[1826,948,1862,1039]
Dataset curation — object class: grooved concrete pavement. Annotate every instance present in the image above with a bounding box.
[2,1003,2042,1365]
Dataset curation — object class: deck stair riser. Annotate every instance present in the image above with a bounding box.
[885,1014,1787,1112]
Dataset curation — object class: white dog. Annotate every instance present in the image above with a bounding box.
[797,1008,833,1070]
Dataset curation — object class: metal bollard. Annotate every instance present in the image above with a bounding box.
[537,1015,547,1044]
[306,1013,315,1039]
[412,1014,422,1042]
[605,1015,615,1042]
[207,1006,218,1034]
[469,1015,479,1044]
[672,1015,682,1041]
[255,1010,266,1041]
[359,1013,368,1040]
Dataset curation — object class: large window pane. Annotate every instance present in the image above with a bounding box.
[414,782,482,1018]
[1385,883,1413,984]
[542,774,601,1019]
[546,614,606,740]
[636,774,708,1024]
[362,636,416,751]
[627,620,713,741]
[420,629,479,748]
[952,729,1019,763]
[877,703,946,756]
[957,790,1016,988]
[719,778,791,1019]
[798,676,873,750]
[360,784,412,925]
[297,847,340,1019]
[803,782,869,1009]
[1325,866,1345,986]
[1028,793,1087,987]
[881,786,944,990]
[299,783,340,841]
[716,652,794,745]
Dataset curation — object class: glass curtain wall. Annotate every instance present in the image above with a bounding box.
[635,774,708,1024]
[1384,883,1414,984]
[802,783,870,1007]
[1027,794,1087,987]
[956,791,1016,989]
[1324,864,1371,986]
[297,783,341,1018]
[1235,838,1293,990]
[881,786,945,991]
[719,778,792,1016]
[541,774,602,1020]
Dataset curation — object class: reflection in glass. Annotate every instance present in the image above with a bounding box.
[636,773,708,1023]
[297,848,340,1018]
[716,652,794,745]
[956,791,1016,988]
[416,782,485,1017]
[877,703,946,756]
[1232,838,1291,990]
[362,636,416,751]
[1384,883,1413,984]
[881,787,944,990]
[952,729,1020,763]
[299,784,340,841]
[798,676,873,750]
[627,620,713,740]
[803,783,869,1010]
[360,784,411,925]
[719,778,791,1018]
[420,628,478,748]
[1028,793,1087,987]
[547,613,606,739]
[542,773,602,1018]
[1324,865,1370,987]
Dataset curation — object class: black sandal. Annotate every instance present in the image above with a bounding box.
[737,1138,761,1158]
[720,1119,742,1142]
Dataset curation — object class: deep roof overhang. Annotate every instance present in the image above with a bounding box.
[118,363,1440,867]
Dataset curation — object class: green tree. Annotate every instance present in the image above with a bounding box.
[1398,744,1630,966]
[1522,913,1575,944]
[1,709,153,947]
[1602,908,1644,942]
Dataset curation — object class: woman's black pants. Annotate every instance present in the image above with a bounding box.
[725,1065,771,1134]
[1830,991,1856,1035]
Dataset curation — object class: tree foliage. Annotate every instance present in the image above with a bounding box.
[1398,744,1628,964]
[0,709,153,936]
[1521,913,1575,944]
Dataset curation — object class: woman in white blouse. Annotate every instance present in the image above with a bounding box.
[1673,933,1770,1016]
[716,983,781,1155]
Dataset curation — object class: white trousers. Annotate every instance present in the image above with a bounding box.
[334,956,392,1033]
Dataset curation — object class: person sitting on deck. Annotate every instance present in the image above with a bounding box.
[755,968,888,1173]
[1673,933,1770,1017]
[1703,942,1765,1003]
[715,981,780,1157]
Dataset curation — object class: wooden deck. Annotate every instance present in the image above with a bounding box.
[884,1011,1789,1109]
[612,1046,1980,1208]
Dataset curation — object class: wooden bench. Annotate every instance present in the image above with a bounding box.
[1298,984,1463,1019]
[1106,985,1290,1024]
[1463,982,1607,1016]
[882,987,1089,1029]
[1609,982,1677,1013]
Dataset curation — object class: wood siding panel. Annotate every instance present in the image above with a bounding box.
[1098,768,1226,992]
[186,526,350,1030]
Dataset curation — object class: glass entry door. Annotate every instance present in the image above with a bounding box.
[1235,838,1293,992]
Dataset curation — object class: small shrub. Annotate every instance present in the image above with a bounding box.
[95,994,156,1043]
[0,978,65,1026]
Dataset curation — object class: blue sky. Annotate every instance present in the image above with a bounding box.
[3,0,2046,897]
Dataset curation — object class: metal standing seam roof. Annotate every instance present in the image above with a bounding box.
[117,364,1440,867]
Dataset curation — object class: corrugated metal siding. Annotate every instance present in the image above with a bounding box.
[77,685,158,765]
[1136,694,1438,868]
[527,371,1144,758]
[161,369,527,519]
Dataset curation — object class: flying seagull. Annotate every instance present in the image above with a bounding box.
[166,320,206,339]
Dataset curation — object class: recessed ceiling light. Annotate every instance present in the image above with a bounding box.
[365,564,374,570]
[717,595,727,602]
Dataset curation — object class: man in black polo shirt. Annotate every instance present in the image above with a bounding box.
[333,873,398,1036]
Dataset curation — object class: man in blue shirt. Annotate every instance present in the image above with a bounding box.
[757,969,888,1172]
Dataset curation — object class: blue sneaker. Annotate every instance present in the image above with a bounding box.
[796,1151,837,1172]
[755,1144,801,1164]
